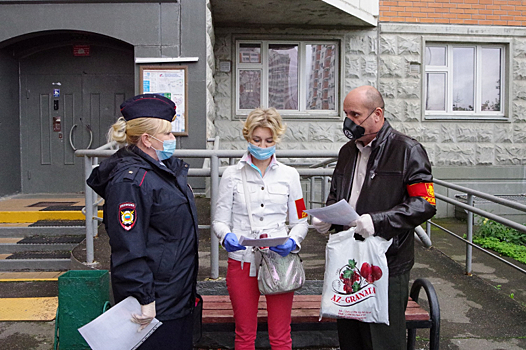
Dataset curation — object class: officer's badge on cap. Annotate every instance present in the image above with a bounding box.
[120,94,176,122]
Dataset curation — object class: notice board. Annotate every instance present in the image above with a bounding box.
[140,66,188,136]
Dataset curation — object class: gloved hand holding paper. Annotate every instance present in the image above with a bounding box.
[304,199,359,226]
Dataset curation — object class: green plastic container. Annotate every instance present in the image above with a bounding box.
[55,270,110,349]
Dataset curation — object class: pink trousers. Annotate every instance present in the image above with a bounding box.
[226,258,294,350]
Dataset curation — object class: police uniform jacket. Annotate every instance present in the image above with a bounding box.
[327,120,437,276]
[87,145,199,321]
[213,153,309,276]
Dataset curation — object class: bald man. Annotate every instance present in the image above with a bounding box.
[314,86,437,350]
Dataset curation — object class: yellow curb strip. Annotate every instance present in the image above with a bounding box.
[0,210,103,223]
[0,297,58,321]
[0,278,59,282]
[0,272,64,281]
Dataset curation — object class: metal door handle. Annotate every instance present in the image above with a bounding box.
[69,124,93,151]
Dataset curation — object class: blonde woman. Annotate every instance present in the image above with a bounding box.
[213,108,309,349]
[87,94,199,349]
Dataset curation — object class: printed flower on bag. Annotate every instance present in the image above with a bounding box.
[334,259,383,295]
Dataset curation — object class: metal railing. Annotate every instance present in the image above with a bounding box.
[76,139,337,276]
[76,142,526,277]
[430,179,526,275]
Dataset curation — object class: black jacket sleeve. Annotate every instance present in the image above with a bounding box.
[105,178,155,305]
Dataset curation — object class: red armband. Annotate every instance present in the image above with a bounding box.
[406,182,436,206]
[295,198,308,219]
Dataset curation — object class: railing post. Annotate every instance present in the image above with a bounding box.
[84,155,94,264]
[209,145,220,279]
[91,157,99,239]
[426,220,431,239]
[466,194,474,275]
[321,165,329,204]
[309,177,315,210]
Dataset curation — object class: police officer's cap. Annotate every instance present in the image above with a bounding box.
[120,94,176,122]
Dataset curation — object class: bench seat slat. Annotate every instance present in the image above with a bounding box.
[201,294,430,324]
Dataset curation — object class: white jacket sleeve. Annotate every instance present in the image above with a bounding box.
[212,167,234,243]
[287,169,309,251]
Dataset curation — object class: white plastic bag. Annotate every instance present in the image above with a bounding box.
[320,228,392,324]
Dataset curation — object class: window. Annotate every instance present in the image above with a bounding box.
[424,43,505,119]
[236,40,339,117]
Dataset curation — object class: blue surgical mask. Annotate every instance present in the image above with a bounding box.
[248,143,276,160]
[149,135,176,161]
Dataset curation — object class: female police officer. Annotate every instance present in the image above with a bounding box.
[87,94,199,349]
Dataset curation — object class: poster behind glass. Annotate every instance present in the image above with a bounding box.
[140,66,188,135]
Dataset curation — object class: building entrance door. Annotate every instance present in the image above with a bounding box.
[19,41,134,193]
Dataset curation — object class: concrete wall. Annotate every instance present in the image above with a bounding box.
[0,51,20,196]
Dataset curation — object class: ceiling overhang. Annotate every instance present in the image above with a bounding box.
[210,0,378,28]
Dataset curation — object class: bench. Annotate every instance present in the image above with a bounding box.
[200,278,440,350]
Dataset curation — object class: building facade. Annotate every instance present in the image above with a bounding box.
[209,0,526,217]
[1,0,525,220]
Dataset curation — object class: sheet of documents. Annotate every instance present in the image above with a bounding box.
[304,199,360,225]
[238,236,289,247]
[78,296,162,350]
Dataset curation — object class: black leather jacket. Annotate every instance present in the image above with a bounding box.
[327,120,436,276]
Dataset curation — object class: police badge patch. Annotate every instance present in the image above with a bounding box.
[119,202,136,231]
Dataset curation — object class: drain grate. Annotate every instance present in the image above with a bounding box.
[26,201,76,208]
[28,220,86,227]
[17,235,85,244]
[6,251,71,259]
[40,205,102,211]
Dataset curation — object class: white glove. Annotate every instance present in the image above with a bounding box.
[351,214,375,239]
[312,217,331,234]
[131,301,156,332]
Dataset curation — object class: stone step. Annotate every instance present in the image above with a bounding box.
[0,258,71,271]
[0,226,86,237]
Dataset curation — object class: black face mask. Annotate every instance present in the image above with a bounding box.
[342,109,377,141]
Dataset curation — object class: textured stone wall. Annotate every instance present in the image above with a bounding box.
[205,0,216,141]
[213,24,526,170]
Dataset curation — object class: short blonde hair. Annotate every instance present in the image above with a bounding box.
[108,117,172,145]
[242,108,286,143]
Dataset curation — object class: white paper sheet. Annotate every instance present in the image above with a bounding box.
[238,236,289,247]
[304,199,360,225]
[78,296,162,350]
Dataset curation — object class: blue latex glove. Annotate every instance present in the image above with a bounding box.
[270,238,296,257]
[223,233,246,253]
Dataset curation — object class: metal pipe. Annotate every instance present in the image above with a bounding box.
[434,178,526,212]
[415,225,432,248]
[309,177,314,210]
[84,155,94,264]
[466,194,474,275]
[426,220,431,239]
[76,148,340,159]
[209,138,220,279]
[428,221,526,275]
[435,193,526,233]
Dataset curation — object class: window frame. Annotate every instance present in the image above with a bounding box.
[234,39,341,119]
[423,37,510,121]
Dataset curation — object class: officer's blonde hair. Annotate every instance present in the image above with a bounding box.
[108,117,172,145]
[242,108,286,143]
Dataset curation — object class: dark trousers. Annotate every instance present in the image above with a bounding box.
[337,271,410,350]
[137,312,194,350]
